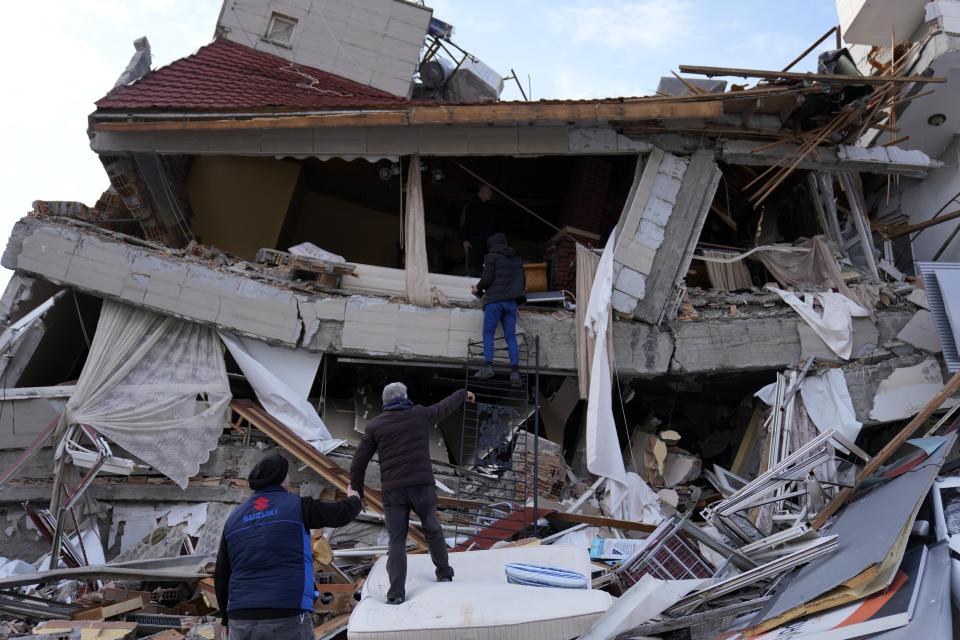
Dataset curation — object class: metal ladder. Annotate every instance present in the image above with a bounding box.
[451,333,542,550]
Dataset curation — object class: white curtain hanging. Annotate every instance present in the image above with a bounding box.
[61,300,230,488]
[219,331,343,453]
[584,230,628,508]
[404,153,434,307]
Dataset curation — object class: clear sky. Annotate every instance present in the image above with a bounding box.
[0,0,841,289]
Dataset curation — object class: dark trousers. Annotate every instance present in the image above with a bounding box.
[383,484,453,600]
[229,614,312,640]
[482,301,519,367]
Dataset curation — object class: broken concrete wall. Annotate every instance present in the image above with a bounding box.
[611,148,721,324]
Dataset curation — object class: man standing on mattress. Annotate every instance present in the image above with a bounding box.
[349,382,475,604]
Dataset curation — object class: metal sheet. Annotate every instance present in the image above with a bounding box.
[917,262,960,371]
[751,433,954,627]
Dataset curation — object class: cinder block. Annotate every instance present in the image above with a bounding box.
[658,153,689,181]
[650,173,683,205]
[615,266,647,299]
[611,289,638,314]
[636,219,666,251]
[641,196,674,227]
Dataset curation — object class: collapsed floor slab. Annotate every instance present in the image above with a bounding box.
[2,217,930,381]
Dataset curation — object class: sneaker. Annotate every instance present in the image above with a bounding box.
[387,596,405,605]
[509,370,522,387]
[473,365,495,380]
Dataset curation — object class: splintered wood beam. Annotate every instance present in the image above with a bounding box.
[678,65,945,85]
[95,100,723,132]
[782,26,838,73]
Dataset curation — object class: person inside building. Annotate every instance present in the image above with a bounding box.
[459,183,498,275]
[471,232,526,385]
[215,454,362,639]
[348,383,474,605]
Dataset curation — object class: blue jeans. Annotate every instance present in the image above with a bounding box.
[482,301,519,367]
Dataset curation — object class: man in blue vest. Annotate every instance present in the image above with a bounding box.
[215,453,362,639]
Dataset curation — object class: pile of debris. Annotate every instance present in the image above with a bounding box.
[6,0,960,638]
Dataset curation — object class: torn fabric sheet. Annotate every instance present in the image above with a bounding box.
[63,300,230,488]
[702,249,753,290]
[755,237,859,302]
[225,333,322,400]
[403,153,434,307]
[585,230,627,503]
[766,286,870,359]
[220,332,343,453]
[603,471,663,525]
[800,368,862,445]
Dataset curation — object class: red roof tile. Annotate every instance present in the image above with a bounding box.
[96,38,412,111]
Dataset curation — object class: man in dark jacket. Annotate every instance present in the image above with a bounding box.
[471,232,526,385]
[459,184,498,275]
[215,454,362,639]
[349,383,474,604]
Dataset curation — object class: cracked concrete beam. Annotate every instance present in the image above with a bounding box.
[2,217,676,374]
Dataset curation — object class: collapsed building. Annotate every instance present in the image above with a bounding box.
[3,0,960,638]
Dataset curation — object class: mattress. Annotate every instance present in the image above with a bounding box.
[348,545,613,640]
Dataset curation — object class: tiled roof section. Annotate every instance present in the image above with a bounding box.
[95,38,413,111]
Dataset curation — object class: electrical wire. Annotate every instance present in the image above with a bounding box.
[610,343,640,476]
[72,290,91,350]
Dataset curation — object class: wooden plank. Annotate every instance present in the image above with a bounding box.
[547,511,658,533]
[314,613,351,639]
[72,596,147,621]
[678,65,945,85]
[811,370,960,529]
[453,507,553,551]
[94,101,723,133]
[230,400,429,550]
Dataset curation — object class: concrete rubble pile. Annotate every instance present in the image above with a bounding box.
[6,0,960,638]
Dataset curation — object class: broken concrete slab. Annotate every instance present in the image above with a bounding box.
[896,309,941,353]
[907,288,930,310]
[798,317,880,361]
[869,358,957,422]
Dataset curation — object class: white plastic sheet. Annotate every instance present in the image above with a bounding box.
[580,574,706,640]
[220,332,343,453]
[766,285,870,359]
[800,368,862,444]
[603,471,664,525]
[585,231,627,505]
[63,301,230,488]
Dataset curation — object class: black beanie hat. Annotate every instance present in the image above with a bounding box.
[248,454,289,490]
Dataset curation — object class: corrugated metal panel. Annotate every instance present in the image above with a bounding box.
[918,261,960,371]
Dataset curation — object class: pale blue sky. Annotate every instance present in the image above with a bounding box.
[0,0,841,287]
